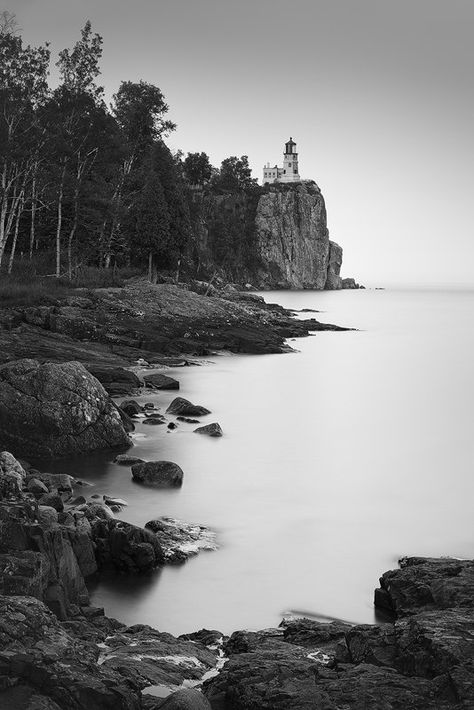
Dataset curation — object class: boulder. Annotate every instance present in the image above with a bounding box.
[166,397,211,417]
[0,451,26,499]
[157,689,212,709]
[194,423,223,437]
[27,477,49,498]
[0,359,131,458]
[92,518,164,573]
[120,399,143,417]
[131,461,183,488]
[143,373,180,390]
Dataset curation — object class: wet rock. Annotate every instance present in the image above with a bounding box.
[144,373,180,390]
[194,423,223,437]
[28,471,75,493]
[281,618,351,664]
[167,422,177,430]
[342,277,362,289]
[0,359,131,459]
[114,454,146,466]
[0,451,26,499]
[132,462,184,488]
[37,505,59,528]
[145,517,217,563]
[143,415,166,425]
[38,491,64,513]
[92,518,164,573]
[166,397,211,417]
[120,399,143,417]
[177,416,200,424]
[144,402,156,410]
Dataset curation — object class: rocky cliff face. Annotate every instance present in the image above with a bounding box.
[188,182,344,290]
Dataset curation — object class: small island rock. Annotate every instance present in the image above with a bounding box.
[166,397,211,417]
[131,461,184,487]
[194,423,223,437]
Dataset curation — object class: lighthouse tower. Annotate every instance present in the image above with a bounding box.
[262,137,301,184]
[281,137,300,182]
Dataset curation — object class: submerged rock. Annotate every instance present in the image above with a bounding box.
[0,359,131,459]
[131,461,184,488]
[166,397,211,417]
[145,517,217,564]
[193,423,223,437]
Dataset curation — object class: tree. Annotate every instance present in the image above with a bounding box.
[56,20,103,100]
[0,20,50,266]
[183,152,213,185]
[212,155,258,192]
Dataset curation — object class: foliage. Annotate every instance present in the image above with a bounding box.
[211,155,258,192]
[183,152,213,185]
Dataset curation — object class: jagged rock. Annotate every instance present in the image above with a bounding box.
[177,416,200,424]
[145,517,217,563]
[166,397,211,417]
[143,414,166,425]
[342,277,362,289]
[374,556,474,616]
[86,365,141,396]
[144,373,180,390]
[132,461,184,488]
[193,423,223,437]
[120,399,143,417]
[37,505,59,528]
[0,359,131,458]
[28,471,75,492]
[156,689,212,709]
[92,518,164,573]
[0,451,26,499]
[114,454,145,466]
[0,595,142,710]
[39,491,64,512]
[325,241,343,290]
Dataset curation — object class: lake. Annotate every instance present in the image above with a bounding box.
[56,288,474,635]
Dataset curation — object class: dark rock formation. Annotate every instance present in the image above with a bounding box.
[194,423,223,437]
[325,241,343,290]
[0,359,131,458]
[145,517,217,563]
[131,461,184,487]
[92,518,164,573]
[144,373,180,390]
[166,397,211,417]
[155,689,212,709]
[86,365,141,396]
[342,277,363,289]
[120,399,143,417]
[114,454,145,466]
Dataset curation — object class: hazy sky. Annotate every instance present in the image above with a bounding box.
[8,0,474,286]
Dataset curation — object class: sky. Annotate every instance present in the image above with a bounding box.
[8,0,474,286]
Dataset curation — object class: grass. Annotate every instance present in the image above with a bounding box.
[0,256,143,308]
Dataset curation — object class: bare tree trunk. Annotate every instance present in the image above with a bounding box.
[148,251,153,282]
[55,159,67,278]
[68,180,80,278]
[8,187,25,274]
[29,166,37,260]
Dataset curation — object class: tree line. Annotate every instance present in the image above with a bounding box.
[0,14,259,282]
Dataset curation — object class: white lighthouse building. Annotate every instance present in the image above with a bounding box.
[263,137,301,184]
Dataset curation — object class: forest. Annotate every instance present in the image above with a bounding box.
[0,14,260,291]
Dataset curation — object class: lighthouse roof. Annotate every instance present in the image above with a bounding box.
[286,137,296,146]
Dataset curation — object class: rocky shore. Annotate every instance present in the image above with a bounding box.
[0,283,471,709]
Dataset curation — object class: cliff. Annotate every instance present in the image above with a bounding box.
[187,181,344,290]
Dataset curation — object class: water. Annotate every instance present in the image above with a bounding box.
[52,288,474,635]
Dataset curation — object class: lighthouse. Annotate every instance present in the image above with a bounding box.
[262,137,301,184]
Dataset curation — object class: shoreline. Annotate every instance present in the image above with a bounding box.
[0,285,473,708]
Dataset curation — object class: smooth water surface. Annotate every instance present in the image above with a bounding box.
[54,288,474,634]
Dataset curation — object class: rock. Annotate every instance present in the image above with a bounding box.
[131,462,183,488]
[114,454,146,466]
[167,422,177,430]
[92,518,164,573]
[27,477,49,498]
[143,373,180,390]
[145,517,217,563]
[194,423,223,437]
[166,397,211,417]
[0,451,26,499]
[157,689,212,709]
[103,495,128,509]
[86,364,141,396]
[177,416,200,424]
[342,277,362,289]
[38,491,64,512]
[144,402,156,410]
[37,505,59,528]
[0,359,131,459]
[28,471,75,493]
[325,241,343,290]
[120,399,143,417]
[143,415,166,425]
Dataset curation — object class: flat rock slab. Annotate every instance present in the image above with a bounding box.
[194,423,223,437]
[166,397,211,417]
[144,373,180,390]
[132,461,184,487]
[114,454,145,466]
